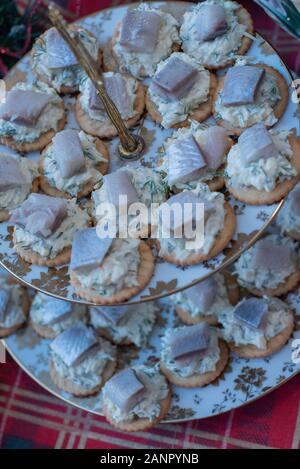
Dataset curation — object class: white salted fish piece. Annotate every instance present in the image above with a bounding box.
[89,74,133,117]
[0,289,10,323]
[250,240,295,271]
[238,124,278,164]
[104,368,146,412]
[200,126,228,170]
[91,305,130,326]
[167,135,207,186]
[119,10,161,53]
[221,66,265,107]
[11,193,67,238]
[195,4,227,42]
[159,191,213,235]
[0,155,28,192]
[233,298,268,329]
[169,323,209,360]
[103,170,139,209]
[42,297,73,326]
[52,129,85,178]
[0,89,53,127]
[50,323,99,367]
[151,56,198,101]
[290,189,300,218]
[187,277,218,311]
[44,27,78,69]
[70,227,113,273]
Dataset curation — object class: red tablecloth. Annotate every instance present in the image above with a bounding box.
[0,0,300,449]
[1,356,300,449]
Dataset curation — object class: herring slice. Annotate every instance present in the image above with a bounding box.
[103,368,146,413]
[167,135,207,186]
[103,170,139,209]
[0,88,53,127]
[11,193,68,238]
[200,126,228,170]
[159,191,213,235]
[91,305,130,326]
[70,227,113,274]
[238,124,278,164]
[89,74,133,117]
[0,289,10,323]
[290,189,300,218]
[221,66,265,107]
[50,323,99,367]
[52,129,86,178]
[195,4,227,42]
[250,240,295,271]
[233,298,268,329]
[42,297,73,326]
[44,27,78,69]
[119,10,161,53]
[187,277,218,311]
[0,155,28,192]
[169,323,209,360]
[151,56,198,100]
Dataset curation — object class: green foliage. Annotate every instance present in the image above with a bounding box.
[0,0,44,75]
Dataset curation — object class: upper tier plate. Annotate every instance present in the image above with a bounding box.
[0,1,299,306]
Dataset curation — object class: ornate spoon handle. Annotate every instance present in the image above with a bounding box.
[48,2,144,160]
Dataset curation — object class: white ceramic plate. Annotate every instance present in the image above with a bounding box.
[3,287,300,422]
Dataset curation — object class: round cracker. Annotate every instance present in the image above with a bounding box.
[244,269,300,297]
[212,64,289,136]
[157,202,236,266]
[0,177,39,222]
[160,135,233,194]
[39,137,110,199]
[31,26,103,95]
[50,357,116,397]
[229,316,294,358]
[199,6,254,70]
[146,73,217,129]
[160,340,228,387]
[0,102,67,153]
[75,83,146,139]
[13,230,72,267]
[174,272,240,325]
[70,241,155,304]
[33,50,102,95]
[103,390,171,432]
[226,135,300,205]
[109,21,181,78]
[0,287,30,338]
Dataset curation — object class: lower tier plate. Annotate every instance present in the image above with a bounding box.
[4,290,300,422]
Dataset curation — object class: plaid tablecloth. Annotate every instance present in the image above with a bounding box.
[0,0,300,450]
[1,356,300,449]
